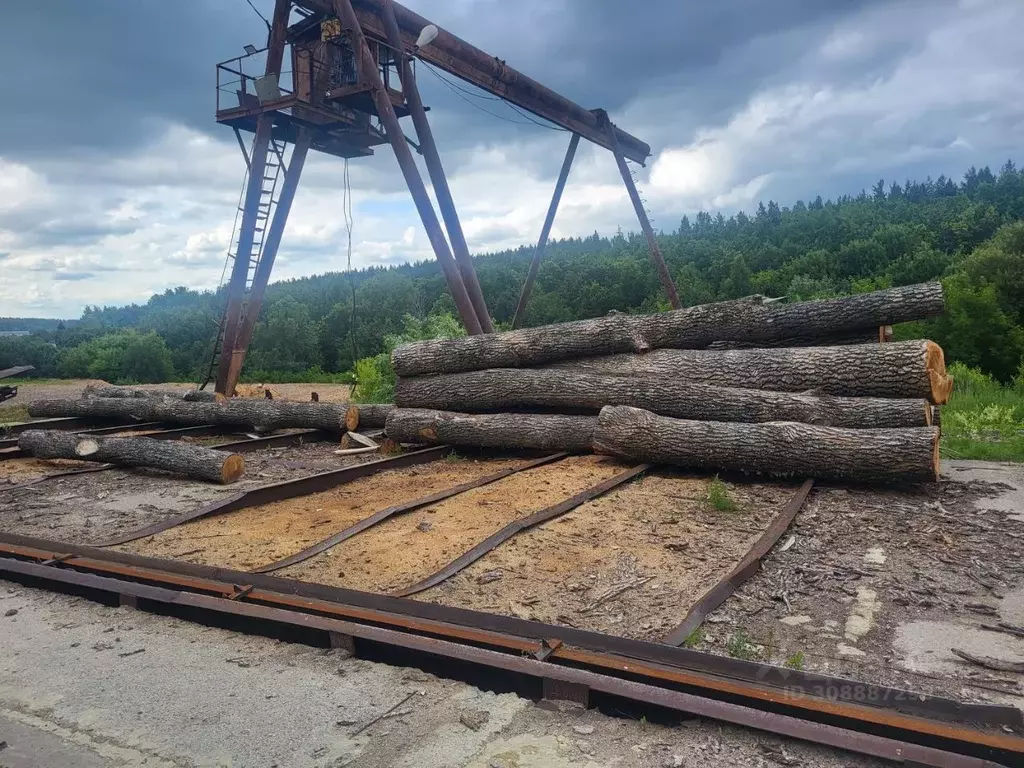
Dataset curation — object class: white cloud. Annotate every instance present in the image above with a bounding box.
[2,0,1022,318]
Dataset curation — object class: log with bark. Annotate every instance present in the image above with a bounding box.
[395,369,932,428]
[83,384,222,402]
[344,404,396,432]
[385,409,596,453]
[28,397,348,433]
[18,430,244,484]
[592,406,939,483]
[392,283,945,376]
[549,340,952,404]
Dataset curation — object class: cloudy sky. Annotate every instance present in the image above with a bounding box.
[1,0,1021,318]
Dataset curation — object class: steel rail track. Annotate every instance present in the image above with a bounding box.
[393,462,652,596]
[253,452,569,573]
[0,532,1020,767]
[95,445,454,546]
[0,536,1011,765]
[666,478,815,645]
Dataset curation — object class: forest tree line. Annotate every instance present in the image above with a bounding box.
[2,161,1024,385]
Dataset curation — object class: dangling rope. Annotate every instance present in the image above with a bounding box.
[343,158,359,364]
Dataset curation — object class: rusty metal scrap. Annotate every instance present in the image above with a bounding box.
[665,479,815,646]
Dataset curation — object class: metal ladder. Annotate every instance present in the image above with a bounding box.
[200,138,288,388]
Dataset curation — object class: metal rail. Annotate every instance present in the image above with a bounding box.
[393,462,651,596]
[665,479,815,645]
[96,445,453,546]
[0,535,1017,765]
[254,452,568,573]
[0,531,1014,733]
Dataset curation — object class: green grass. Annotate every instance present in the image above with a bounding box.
[0,403,30,425]
[784,650,806,670]
[941,362,1024,462]
[681,627,705,648]
[706,475,739,512]
[726,631,760,660]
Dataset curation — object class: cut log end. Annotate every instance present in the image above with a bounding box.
[345,406,360,432]
[220,453,246,484]
[75,438,100,457]
[931,429,941,482]
[924,340,952,404]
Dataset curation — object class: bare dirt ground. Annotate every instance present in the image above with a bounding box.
[415,470,800,640]
[0,440,365,545]
[687,462,1024,709]
[122,455,526,571]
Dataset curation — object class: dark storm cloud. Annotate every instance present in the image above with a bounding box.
[0,0,267,158]
[0,0,885,163]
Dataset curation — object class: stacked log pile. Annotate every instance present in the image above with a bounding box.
[386,283,951,482]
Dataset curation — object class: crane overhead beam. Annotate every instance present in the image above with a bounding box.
[291,0,652,164]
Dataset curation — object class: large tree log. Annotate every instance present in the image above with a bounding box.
[395,369,932,428]
[18,430,244,484]
[392,283,945,376]
[550,340,952,404]
[593,406,939,483]
[28,397,348,433]
[344,404,396,431]
[706,327,889,350]
[83,384,222,402]
[385,409,596,453]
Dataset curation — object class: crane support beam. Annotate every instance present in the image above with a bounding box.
[330,0,484,336]
[378,0,493,333]
[292,0,651,164]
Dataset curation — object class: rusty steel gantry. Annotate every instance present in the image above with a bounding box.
[210,0,678,396]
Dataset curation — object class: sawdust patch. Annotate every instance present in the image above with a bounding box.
[414,473,800,640]
[0,456,93,481]
[120,456,523,570]
[279,455,629,593]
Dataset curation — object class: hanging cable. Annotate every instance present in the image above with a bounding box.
[343,159,359,364]
[419,60,568,132]
[242,0,271,32]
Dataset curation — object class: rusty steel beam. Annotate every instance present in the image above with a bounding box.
[253,452,567,573]
[0,557,1006,767]
[2,530,1020,735]
[216,0,293,396]
[604,117,682,310]
[665,479,815,646]
[512,133,580,329]
[393,463,650,597]
[1,537,1021,765]
[330,0,483,335]
[216,117,273,396]
[221,130,313,396]
[378,0,493,333]
[95,444,453,547]
[293,0,650,163]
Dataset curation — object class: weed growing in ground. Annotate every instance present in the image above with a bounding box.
[681,627,705,648]
[726,631,760,660]
[706,475,738,512]
[784,650,805,670]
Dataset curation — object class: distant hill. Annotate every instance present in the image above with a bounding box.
[0,317,76,332]
[1,162,1022,384]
